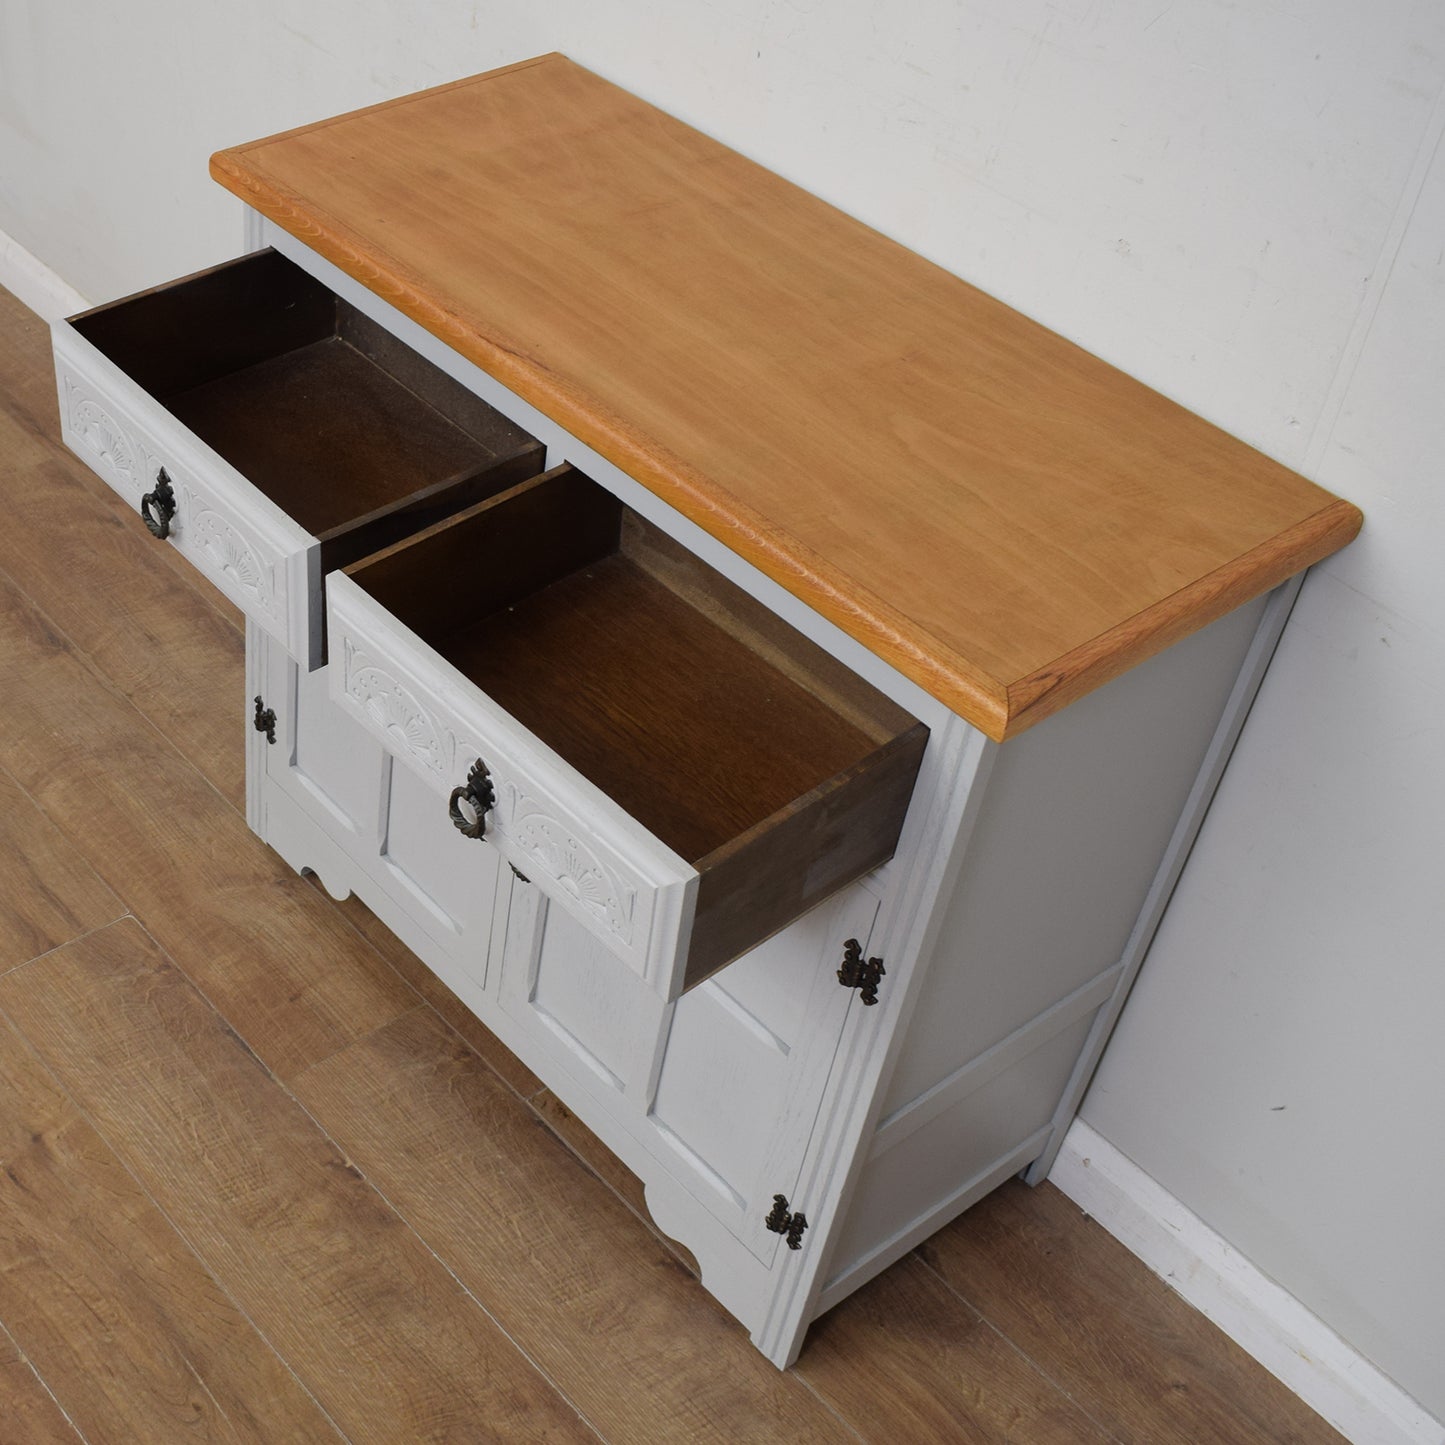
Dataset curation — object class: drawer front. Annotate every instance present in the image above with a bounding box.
[54,320,312,655]
[327,572,699,997]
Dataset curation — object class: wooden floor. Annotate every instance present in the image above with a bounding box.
[0,282,1343,1444]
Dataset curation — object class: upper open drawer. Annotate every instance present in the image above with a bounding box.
[328,464,929,999]
[53,249,544,667]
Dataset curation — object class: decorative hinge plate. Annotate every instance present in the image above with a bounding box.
[252,695,277,745]
[838,938,885,1005]
[764,1193,808,1250]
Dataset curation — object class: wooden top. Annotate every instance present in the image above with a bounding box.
[210,54,1361,740]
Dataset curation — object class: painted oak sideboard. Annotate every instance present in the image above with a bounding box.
[51,54,1361,1367]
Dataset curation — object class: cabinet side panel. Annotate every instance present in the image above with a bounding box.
[879,596,1267,1116]
[823,1014,1098,1296]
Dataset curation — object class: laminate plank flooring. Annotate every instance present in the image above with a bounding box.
[0,765,124,973]
[0,1007,341,1442]
[0,279,1345,1442]
[797,1254,1114,1443]
[293,1008,852,1443]
[0,1326,83,1444]
[920,1181,1344,1445]
[0,566,416,1082]
[0,302,249,811]
[0,921,593,1443]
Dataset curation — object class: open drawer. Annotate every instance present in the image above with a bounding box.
[53,249,544,667]
[328,464,928,999]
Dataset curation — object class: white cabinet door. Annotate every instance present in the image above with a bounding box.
[498,873,878,1261]
[497,880,669,1109]
[648,884,878,1261]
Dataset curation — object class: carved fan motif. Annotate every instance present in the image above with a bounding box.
[65,381,138,487]
[186,501,277,617]
[507,791,636,943]
[343,644,447,775]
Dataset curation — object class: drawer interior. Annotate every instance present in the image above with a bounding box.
[70,250,543,563]
[349,465,928,979]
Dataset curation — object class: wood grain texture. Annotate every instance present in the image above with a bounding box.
[291,1007,854,1443]
[686,722,926,985]
[442,551,886,860]
[799,1253,1114,1443]
[0,566,414,1082]
[0,289,249,809]
[0,922,592,1444]
[347,462,623,640]
[0,766,124,972]
[920,1180,1347,1445]
[0,1327,83,1445]
[211,54,1363,739]
[167,336,506,535]
[0,1001,341,1443]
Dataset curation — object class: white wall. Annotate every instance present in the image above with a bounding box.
[4,0,1442,1423]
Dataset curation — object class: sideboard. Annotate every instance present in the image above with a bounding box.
[50,53,1361,1367]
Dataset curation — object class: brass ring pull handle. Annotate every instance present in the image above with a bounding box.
[140,468,176,539]
[448,759,496,839]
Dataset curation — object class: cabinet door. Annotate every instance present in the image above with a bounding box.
[498,873,878,1262]
[647,883,878,1261]
[498,880,668,1108]
[260,638,505,985]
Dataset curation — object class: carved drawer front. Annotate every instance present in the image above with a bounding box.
[54,329,304,646]
[329,463,929,1003]
[52,249,543,668]
[328,570,692,994]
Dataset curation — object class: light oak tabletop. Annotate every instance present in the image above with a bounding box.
[211,53,1361,739]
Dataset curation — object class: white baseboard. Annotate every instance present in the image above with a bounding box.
[0,228,89,321]
[1050,1121,1444,1445]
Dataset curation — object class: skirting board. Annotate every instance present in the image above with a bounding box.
[1050,1121,1444,1445]
[0,227,88,321]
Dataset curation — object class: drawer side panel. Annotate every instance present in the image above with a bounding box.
[687,721,927,986]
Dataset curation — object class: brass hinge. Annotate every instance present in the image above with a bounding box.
[764,1193,808,1250]
[838,938,885,1005]
[252,695,277,745]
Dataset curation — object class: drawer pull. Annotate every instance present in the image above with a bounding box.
[448,759,496,840]
[140,468,176,540]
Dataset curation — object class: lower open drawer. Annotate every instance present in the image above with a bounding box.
[327,464,928,999]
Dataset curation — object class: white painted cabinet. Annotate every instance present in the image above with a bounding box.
[51,157,1343,1368]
